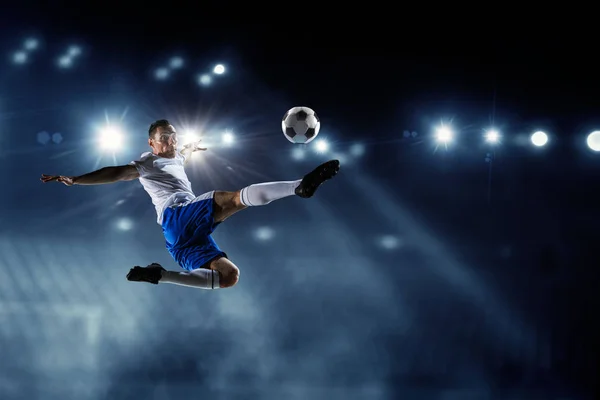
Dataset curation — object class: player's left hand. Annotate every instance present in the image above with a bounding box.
[183,140,207,152]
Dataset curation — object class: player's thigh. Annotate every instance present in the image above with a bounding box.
[209,256,240,287]
[213,190,246,223]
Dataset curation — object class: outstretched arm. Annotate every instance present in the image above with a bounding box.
[180,140,207,166]
[41,165,139,186]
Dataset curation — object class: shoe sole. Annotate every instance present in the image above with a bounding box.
[127,265,164,284]
[297,160,340,198]
[126,266,141,281]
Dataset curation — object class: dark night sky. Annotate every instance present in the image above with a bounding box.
[5,4,599,123]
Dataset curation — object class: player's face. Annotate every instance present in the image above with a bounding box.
[149,125,178,158]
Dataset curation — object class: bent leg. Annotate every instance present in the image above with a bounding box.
[207,256,240,288]
[126,262,221,289]
[160,267,221,289]
[160,238,231,289]
[129,257,240,290]
[160,256,239,289]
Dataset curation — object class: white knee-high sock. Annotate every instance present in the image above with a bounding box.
[239,180,301,206]
[159,269,220,289]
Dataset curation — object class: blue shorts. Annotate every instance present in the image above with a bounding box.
[161,191,227,271]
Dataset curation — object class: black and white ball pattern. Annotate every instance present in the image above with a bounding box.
[281,106,320,144]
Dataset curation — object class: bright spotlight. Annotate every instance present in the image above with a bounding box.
[349,143,365,157]
[213,64,225,75]
[181,130,200,145]
[314,139,329,153]
[99,126,123,151]
[222,131,234,145]
[12,51,27,64]
[198,74,212,86]
[485,129,500,143]
[57,55,72,68]
[154,67,169,80]
[116,218,133,231]
[531,131,548,147]
[586,131,600,152]
[67,45,81,57]
[254,226,274,241]
[24,38,39,50]
[435,125,453,143]
[378,235,402,250]
[291,147,305,160]
[169,57,184,69]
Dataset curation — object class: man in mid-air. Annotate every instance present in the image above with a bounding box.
[41,119,340,290]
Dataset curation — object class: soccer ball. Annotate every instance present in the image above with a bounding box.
[281,106,320,144]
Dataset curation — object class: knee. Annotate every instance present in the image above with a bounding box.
[231,190,244,208]
[214,190,244,209]
[219,265,240,288]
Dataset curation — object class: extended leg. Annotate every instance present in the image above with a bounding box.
[212,159,340,223]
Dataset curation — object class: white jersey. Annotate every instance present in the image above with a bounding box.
[129,151,195,224]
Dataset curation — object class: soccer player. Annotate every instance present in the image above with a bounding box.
[41,119,340,290]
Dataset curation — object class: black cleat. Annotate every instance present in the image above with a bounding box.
[126,263,165,285]
[295,159,340,198]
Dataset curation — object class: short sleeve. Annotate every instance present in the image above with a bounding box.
[129,152,154,177]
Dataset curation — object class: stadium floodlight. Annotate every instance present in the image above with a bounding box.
[213,64,225,75]
[314,139,329,153]
[254,226,274,241]
[485,129,500,144]
[12,51,27,64]
[531,131,548,147]
[24,38,39,50]
[181,130,200,146]
[154,67,169,80]
[291,147,305,160]
[57,55,73,68]
[435,125,453,143]
[99,125,124,151]
[116,218,133,231]
[586,131,600,152]
[198,74,212,86]
[349,143,365,157]
[169,56,184,69]
[67,45,82,57]
[222,131,234,146]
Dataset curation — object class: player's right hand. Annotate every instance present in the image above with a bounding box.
[40,174,75,186]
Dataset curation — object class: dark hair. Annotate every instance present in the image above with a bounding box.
[148,119,171,137]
